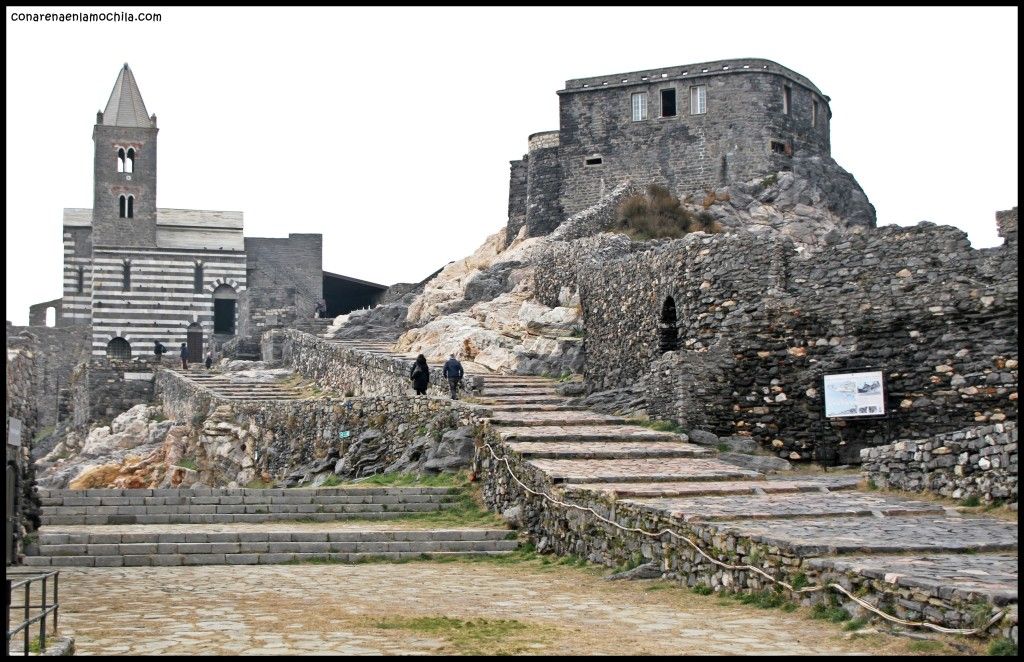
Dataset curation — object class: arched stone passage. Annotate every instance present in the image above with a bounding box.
[659,296,679,353]
[106,337,131,360]
[213,284,237,335]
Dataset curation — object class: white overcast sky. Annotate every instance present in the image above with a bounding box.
[5,6,1019,325]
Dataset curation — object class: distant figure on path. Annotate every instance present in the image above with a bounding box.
[153,340,166,365]
[180,342,189,370]
[410,354,430,396]
[442,353,464,400]
[205,351,214,370]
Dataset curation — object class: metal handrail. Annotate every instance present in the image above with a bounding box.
[6,570,60,656]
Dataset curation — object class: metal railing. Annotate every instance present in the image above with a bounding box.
[6,570,60,656]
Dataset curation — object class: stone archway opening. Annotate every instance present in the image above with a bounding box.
[106,337,132,360]
[659,296,679,353]
[213,284,237,335]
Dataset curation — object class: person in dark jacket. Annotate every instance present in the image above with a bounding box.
[442,353,464,400]
[410,354,430,395]
[153,340,166,365]
[179,342,189,370]
[205,351,214,370]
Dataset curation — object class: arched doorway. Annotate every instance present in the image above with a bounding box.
[187,322,204,363]
[659,296,679,353]
[213,284,237,335]
[106,337,132,360]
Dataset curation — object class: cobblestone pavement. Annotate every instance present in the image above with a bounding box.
[53,563,912,656]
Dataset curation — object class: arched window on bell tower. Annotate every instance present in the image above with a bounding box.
[127,195,134,218]
[117,147,126,173]
[125,148,135,173]
[118,195,127,218]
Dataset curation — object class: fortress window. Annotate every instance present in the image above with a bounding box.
[585,157,603,166]
[122,260,131,291]
[117,148,126,173]
[689,85,706,115]
[631,92,648,121]
[127,195,134,218]
[125,148,135,173]
[812,100,818,127]
[660,89,677,117]
[194,262,204,293]
[76,267,85,294]
[783,86,792,115]
[659,296,680,353]
[118,195,127,218]
[771,140,792,156]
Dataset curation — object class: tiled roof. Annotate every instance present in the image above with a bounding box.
[102,63,153,128]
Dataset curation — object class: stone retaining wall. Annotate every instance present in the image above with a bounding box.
[156,369,487,485]
[279,330,483,399]
[479,444,1017,642]
[861,422,1018,503]
[533,214,1018,464]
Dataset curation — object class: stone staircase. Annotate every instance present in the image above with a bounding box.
[164,367,305,401]
[290,318,336,337]
[28,487,518,567]
[329,339,1017,634]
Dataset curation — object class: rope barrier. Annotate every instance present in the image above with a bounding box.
[481,441,1005,636]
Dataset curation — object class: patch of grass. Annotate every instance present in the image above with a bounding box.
[569,325,586,339]
[644,582,674,592]
[245,478,274,489]
[959,495,982,507]
[969,602,994,629]
[32,425,56,443]
[371,615,550,656]
[791,573,809,590]
[345,471,470,489]
[780,603,797,612]
[843,617,869,631]
[987,638,1017,656]
[320,474,344,487]
[810,603,850,622]
[692,584,713,596]
[736,590,788,610]
[760,174,778,189]
[906,639,944,653]
[28,636,43,654]
[176,457,198,471]
[865,478,878,491]
[616,184,720,241]
[716,442,730,452]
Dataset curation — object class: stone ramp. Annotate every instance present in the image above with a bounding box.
[164,368,305,401]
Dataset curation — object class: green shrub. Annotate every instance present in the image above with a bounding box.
[737,590,787,609]
[616,185,720,241]
[692,584,713,596]
[988,638,1017,656]
[810,603,850,622]
[843,617,869,631]
[960,495,982,507]
[760,174,778,189]
[177,457,198,471]
[791,573,809,590]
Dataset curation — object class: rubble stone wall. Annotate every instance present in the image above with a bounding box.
[861,422,1018,503]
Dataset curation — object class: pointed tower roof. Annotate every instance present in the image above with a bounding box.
[101,63,153,128]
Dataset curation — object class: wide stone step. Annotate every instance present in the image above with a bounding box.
[623,492,947,522]
[39,487,458,498]
[803,553,1018,606]
[487,411,625,427]
[708,514,1019,556]
[41,494,458,507]
[527,458,762,484]
[41,510,457,526]
[26,548,520,567]
[475,395,571,405]
[482,388,559,396]
[38,528,512,545]
[504,441,710,460]
[485,404,583,412]
[493,425,683,443]
[42,502,452,517]
[564,476,860,499]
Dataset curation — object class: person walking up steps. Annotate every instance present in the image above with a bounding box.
[410,354,430,396]
[442,353,464,400]
[179,342,189,370]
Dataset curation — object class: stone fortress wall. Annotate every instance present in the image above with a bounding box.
[533,209,1018,464]
[511,58,843,240]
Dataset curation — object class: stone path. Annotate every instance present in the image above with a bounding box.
[48,563,925,656]
[459,361,1018,632]
[165,367,305,401]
